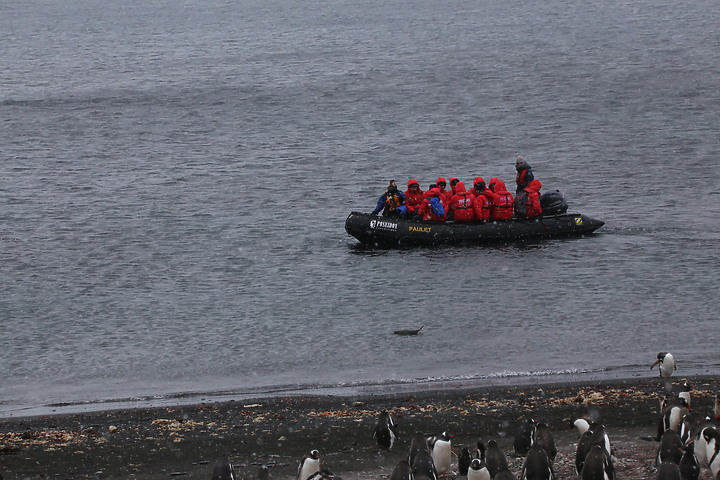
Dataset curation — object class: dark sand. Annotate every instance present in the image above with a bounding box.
[1,376,718,480]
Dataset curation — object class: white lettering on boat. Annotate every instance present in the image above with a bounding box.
[369,219,398,232]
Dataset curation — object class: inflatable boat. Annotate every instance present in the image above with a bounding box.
[345,211,605,247]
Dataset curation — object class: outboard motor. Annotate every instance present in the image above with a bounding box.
[540,190,569,215]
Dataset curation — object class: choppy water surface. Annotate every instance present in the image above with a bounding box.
[2,0,719,417]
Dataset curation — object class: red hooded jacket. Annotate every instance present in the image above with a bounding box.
[519,179,543,218]
[491,180,514,220]
[447,182,475,222]
[418,188,447,222]
[404,178,424,214]
[470,176,493,221]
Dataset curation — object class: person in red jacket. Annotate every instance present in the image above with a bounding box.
[404,179,425,216]
[418,188,446,222]
[488,177,499,193]
[491,180,514,220]
[447,182,475,222]
[470,177,493,222]
[435,177,452,203]
[515,179,543,219]
[449,177,460,197]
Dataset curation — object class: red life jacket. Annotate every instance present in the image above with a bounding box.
[473,191,493,221]
[491,181,514,220]
[448,187,475,222]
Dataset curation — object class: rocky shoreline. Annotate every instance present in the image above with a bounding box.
[1,376,718,480]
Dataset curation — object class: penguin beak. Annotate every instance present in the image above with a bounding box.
[650,359,661,369]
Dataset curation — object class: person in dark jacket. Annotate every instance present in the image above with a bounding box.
[372,180,407,217]
[515,155,535,194]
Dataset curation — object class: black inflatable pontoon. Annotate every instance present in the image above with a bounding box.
[345,211,604,247]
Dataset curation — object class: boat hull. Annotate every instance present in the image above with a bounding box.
[345,212,604,247]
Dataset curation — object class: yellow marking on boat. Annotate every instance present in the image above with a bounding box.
[409,226,432,233]
[575,217,583,225]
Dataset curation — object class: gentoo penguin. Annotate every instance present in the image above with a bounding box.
[408,432,431,466]
[656,461,682,480]
[651,352,676,379]
[693,425,714,469]
[532,422,557,464]
[412,448,438,480]
[373,410,399,450]
[494,470,517,480]
[588,423,613,462]
[458,447,472,476]
[703,427,720,479]
[514,418,536,456]
[573,418,592,436]
[521,442,554,480]
[678,381,692,410]
[256,464,272,480]
[485,439,510,477]
[575,430,595,475]
[211,456,236,480]
[580,444,615,480]
[678,445,700,480]
[657,429,685,465]
[468,458,490,480]
[679,411,705,444]
[389,459,413,480]
[427,431,453,475]
[298,449,320,480]
[664,398,690,434]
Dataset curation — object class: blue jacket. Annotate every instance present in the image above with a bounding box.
[372,190,406,216]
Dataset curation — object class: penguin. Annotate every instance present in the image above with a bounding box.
[211,456,237,480]
[679,411,706,445]
[298,449,320,480]
[656,461,682,480]
[580,444,615,480]
[373,410,399,450]
[520,442,554,480]
[714,394,720,419]
[305,470,338,480]
[678,381,692,409]
[412,448,438,480]
[389,460,413,480]
[703,427,720,479]
[664,398,690,434]
[588,423,613,462]
[575,430,595,475]
[427,431,453,476]
[651,352,676,379]
[256,465,272,480]
[458,447,472,476]
[657,429,685,465]
[514,418,536,456]
[408,432,431,467]
[693,425,713,469]
[573,418,592,436]
[485,439,510,478]
[678,445,700,480]
[468,458,490,480]
[494,470,516,480]
[532,422,557,464]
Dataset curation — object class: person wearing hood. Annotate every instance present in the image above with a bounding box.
[371,179,407,217]
[404,179,424,216]
[488,177,499,193]
[435,177,451,202]
[447,182,475,222]
[491,180,514,220]
[418,188,446,222]
[470,176,493,222]
[448,177,461,198]
[515,155,535,194]
[515,179,543,219]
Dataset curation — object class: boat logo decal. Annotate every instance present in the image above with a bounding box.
[574,217,583,225]
[369,219,398,232]
[409,226,432,233]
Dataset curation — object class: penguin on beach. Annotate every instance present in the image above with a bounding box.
[373,410,399,450]
[458,447,472,476]
[575,430,595,475]
[520,442,554,480]
[678,444,700,480]
[408,432,431,466]
[580,444,615,480]
[656,461,681,480]
[494,470,516,480]
[656,429,684,465]
[651,352,676,379]
[412,448,438,480]
[484,439,510,477]
[298,449,320,480]
[427,431,453,475]
[211,456,237,480]
[468,458,490,480]
[703,427,720,479]
[389,459,413,480]
[532,422,557,464]
[514,418,536,456]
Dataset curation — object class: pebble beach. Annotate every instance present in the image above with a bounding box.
[2,376,719,480]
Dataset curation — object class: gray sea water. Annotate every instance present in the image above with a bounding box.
[2,0,719,418]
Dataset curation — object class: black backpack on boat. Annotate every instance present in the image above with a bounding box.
[540,190,569,215]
